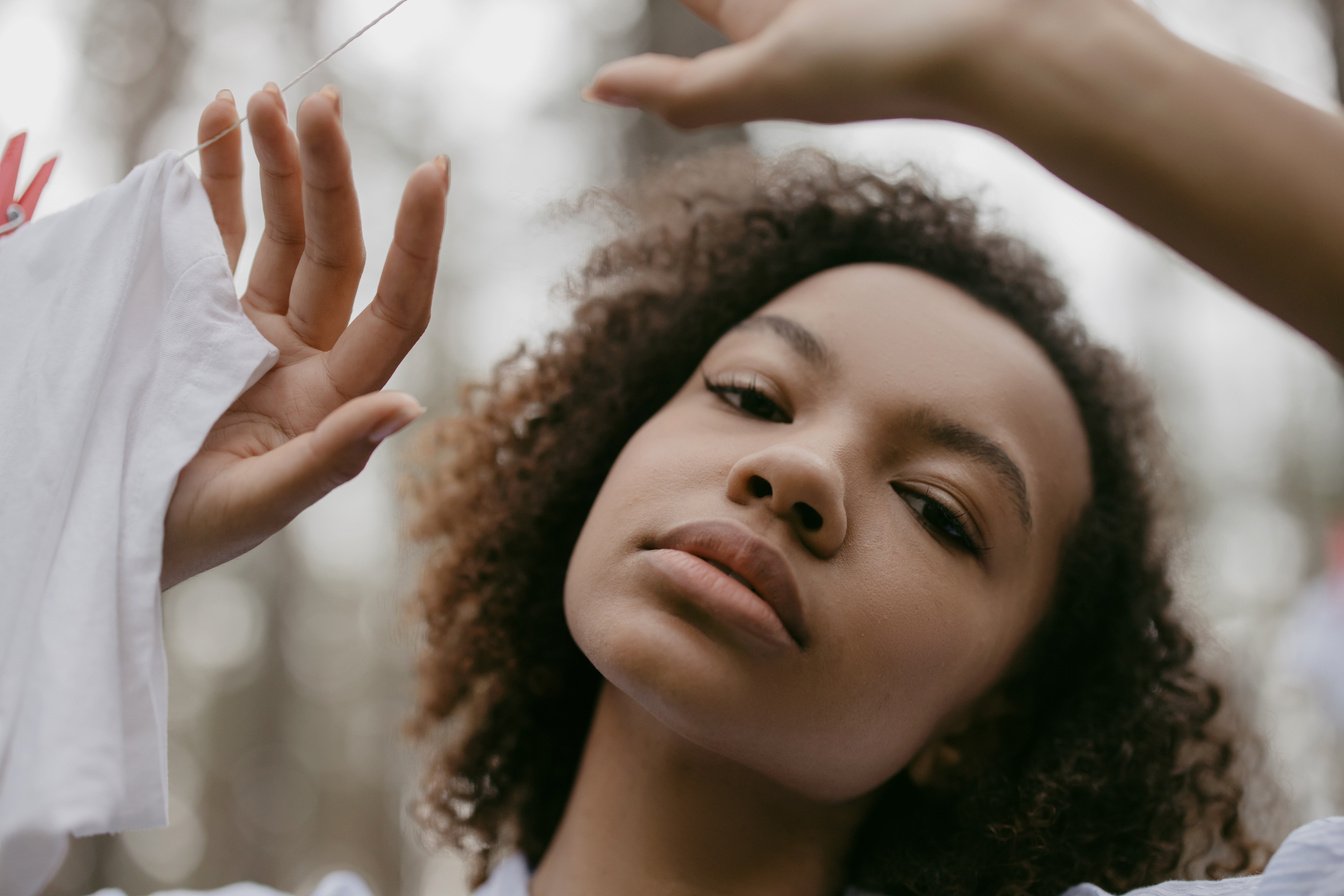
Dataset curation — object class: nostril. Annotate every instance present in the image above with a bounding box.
[794,502,823,531]
[748,475,773,499]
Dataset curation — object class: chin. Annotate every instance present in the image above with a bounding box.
[565,576,843,798]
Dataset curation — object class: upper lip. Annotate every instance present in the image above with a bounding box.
[651,519,809,649]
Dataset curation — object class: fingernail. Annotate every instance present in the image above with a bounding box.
[581,85,639,108]
[216,88,234,105]
[435,155,451,191]
[321,84,342,118]
[369,404,426,444]
[264,82,287,118]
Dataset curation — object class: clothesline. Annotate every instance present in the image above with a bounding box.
[183,0,417,158]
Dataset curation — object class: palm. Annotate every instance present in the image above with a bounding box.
[169,335,343,573]
[214,316,345,448]
[162,86,447,590]
[197,346,335,467]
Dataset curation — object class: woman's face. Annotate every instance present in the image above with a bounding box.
[564,263,1091,802]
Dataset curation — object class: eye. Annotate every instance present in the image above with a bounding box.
[894,486,987,558]
[702,373,792,423]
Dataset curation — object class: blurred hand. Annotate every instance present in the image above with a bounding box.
[161,85,449,591]
[583,0,1038,127]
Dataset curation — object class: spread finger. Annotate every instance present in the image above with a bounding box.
[327,158,447,396]
[244,85,305,316]
[197,90,245,272]
[288,86,366,351]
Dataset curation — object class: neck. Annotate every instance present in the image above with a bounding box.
[529,683,874,896]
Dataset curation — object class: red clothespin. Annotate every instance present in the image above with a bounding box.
[0,132,57,238]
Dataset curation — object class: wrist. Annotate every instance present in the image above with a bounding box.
[939,0,1183,135]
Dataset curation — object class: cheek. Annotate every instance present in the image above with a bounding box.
[562,460,638,671]
[778,570,1012,797]
[562,412,707,668]
[791,533,1017,795]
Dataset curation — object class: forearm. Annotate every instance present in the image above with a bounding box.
[961,0,1344,364]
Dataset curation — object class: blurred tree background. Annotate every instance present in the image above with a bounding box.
[0,0,1340,893]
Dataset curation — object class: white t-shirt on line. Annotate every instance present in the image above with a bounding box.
[0,152,1341,896]
[0,151,277,896]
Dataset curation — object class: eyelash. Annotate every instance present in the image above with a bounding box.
[702,372,987,559]
[893,486,987,559]
[702,372,792,423]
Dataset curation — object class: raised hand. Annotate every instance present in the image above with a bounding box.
[161,86,449,590]
[589,0,1344,363]
[582,0,1023,128]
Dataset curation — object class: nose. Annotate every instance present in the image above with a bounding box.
[726,444,847,557]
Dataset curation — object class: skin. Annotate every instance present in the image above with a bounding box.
[544,265,1091,896]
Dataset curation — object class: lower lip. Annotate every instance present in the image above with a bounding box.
[643,549,798,651]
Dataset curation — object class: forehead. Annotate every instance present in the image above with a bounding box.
[742,262,1092,534]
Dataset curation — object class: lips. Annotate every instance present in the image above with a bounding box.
[650,520,809,649]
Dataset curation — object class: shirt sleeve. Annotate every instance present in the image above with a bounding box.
[1059,816,1344,896]
[0,151,278,896]
[87,868,375,896]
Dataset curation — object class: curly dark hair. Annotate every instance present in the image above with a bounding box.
[400,146,1265,895]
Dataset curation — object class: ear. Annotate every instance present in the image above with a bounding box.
[905,687,1019,788]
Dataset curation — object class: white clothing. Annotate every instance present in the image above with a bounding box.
[87,819,1344,896]
[1,151,1342,896]
[90,869,374,896]
[0,151,277,896]
[1062,816,1344,896]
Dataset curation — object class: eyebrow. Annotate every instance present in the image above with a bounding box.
[909,407,1034,531]
[733,313,1034,531]
[733,315,832,369]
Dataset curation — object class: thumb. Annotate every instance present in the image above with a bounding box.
[585,39,781,129]
[235,391,426,533]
